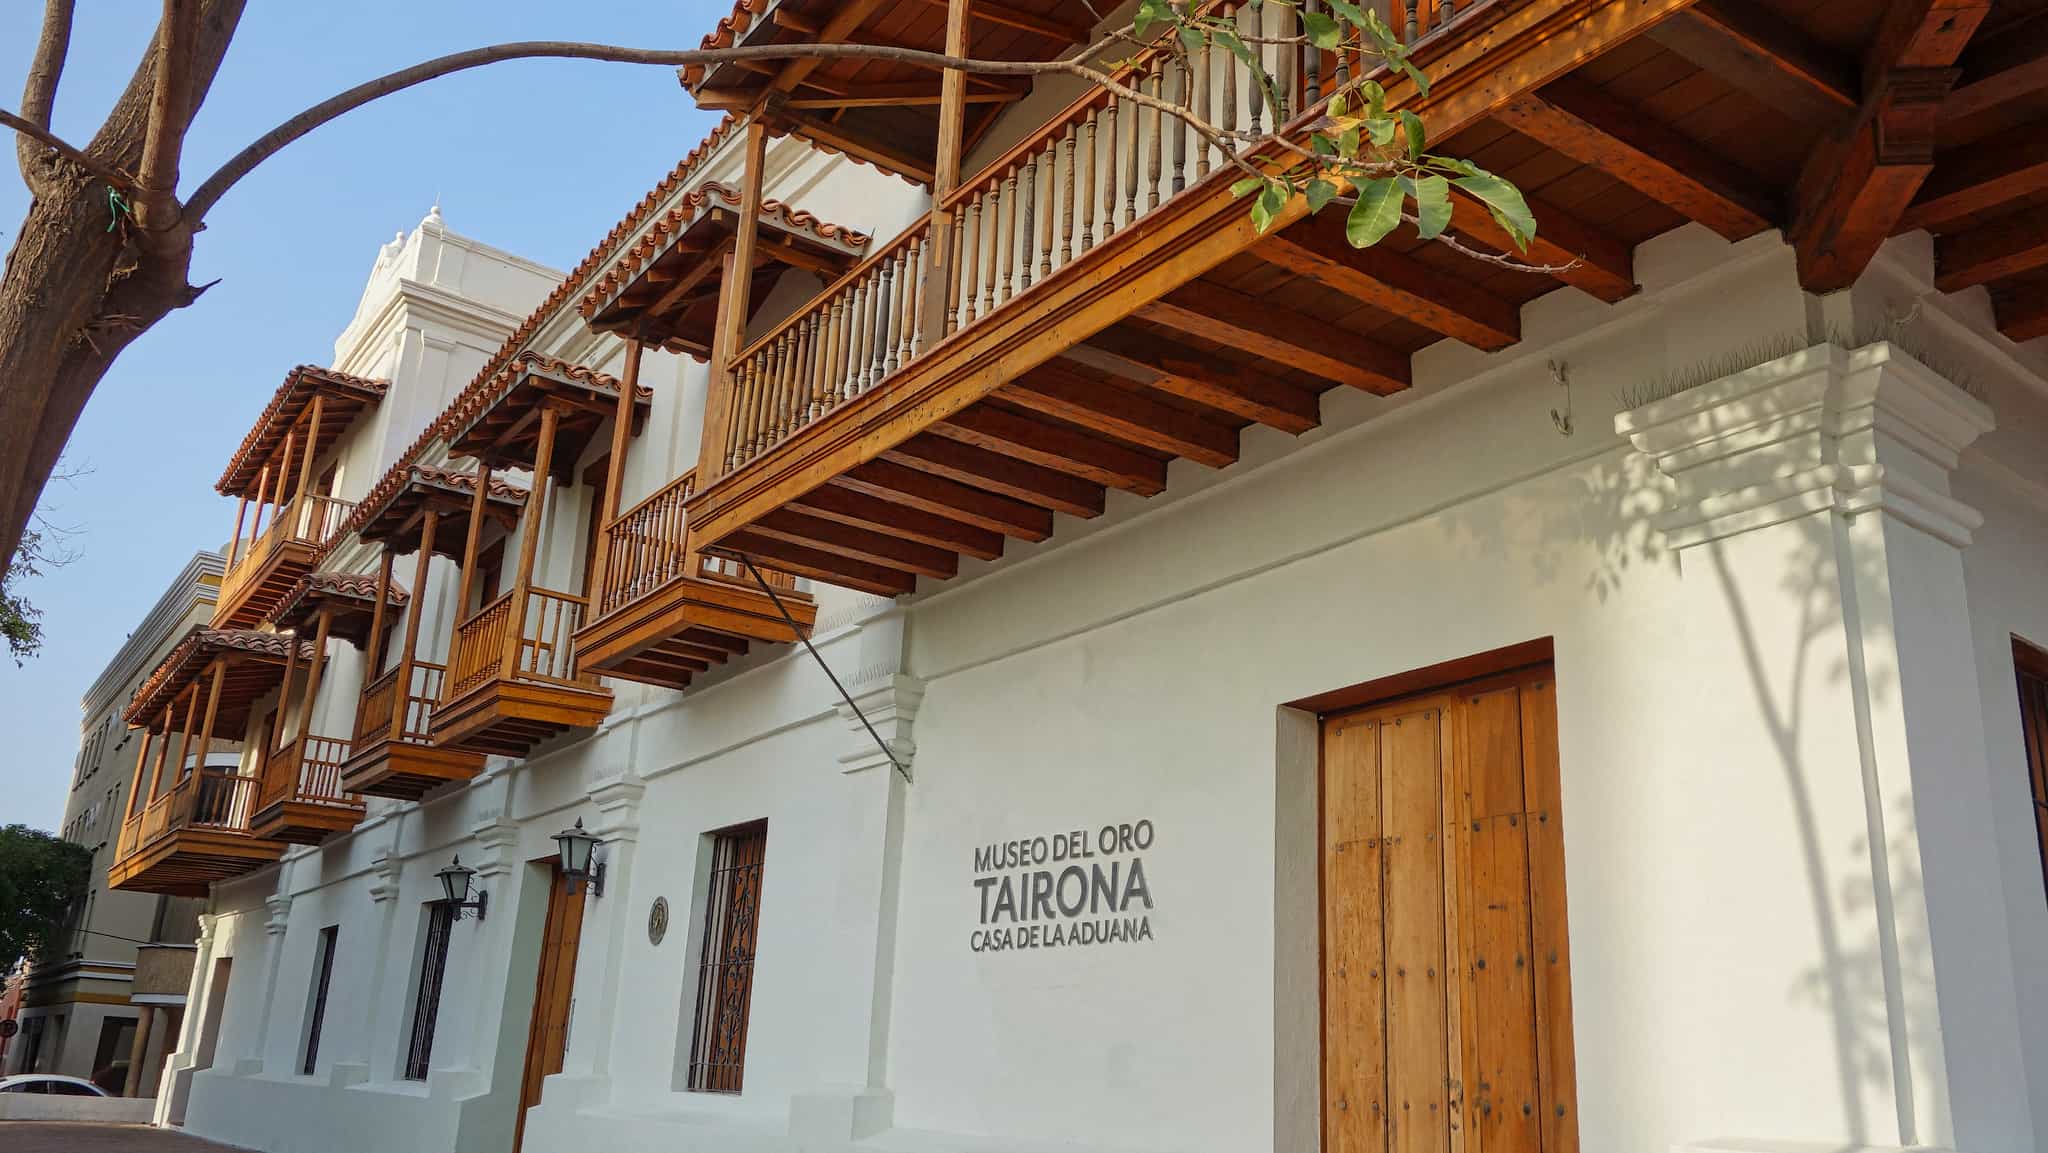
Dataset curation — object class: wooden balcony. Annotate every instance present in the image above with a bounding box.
[573,470,817,690]
[249,734,364,844]
[111,767,282,897]
[340,660,483,799]
[678,0,2048,585]
[429,587,613,757]
[214,495,356,628]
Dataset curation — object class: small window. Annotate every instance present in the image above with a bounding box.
[302,925,340,1075]
[685,821,768,1093]
[404,903,456,1081]
[2017,640,2048,905]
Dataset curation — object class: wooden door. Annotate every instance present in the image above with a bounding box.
[513,861,586,1153]
[1321,664,1578,1153]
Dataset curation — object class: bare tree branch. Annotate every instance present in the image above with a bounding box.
[0,108,129,189]
[15,0,74,186]
[135,0,200,233]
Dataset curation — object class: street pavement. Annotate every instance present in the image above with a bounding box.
[0,1123,255,1151]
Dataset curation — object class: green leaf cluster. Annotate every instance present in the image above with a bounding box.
[0,824,93,966]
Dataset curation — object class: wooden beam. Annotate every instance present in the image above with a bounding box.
[1140,281,1412,394]
[641,240,732,322]
[720,529,917,597]
[909,0,1095,42]
[839,461,1053,540]
[778,108,937,185]
[935,405,1168,495]
[1993,286,2048,341]
[784,82,1028,109]
[751,234,852,278]
[1902,129,2048,230]
[791,483,1004,560]
[883,435,1106,518]
[1445,193,1636,303]
[1070,329,1320,435]
[1936,210,2048,290]
[1945,14,2048,122]
[1006,360,1244,465]
[1256,226,1522,350]
[1791,0,1988,290]
[1496,77,1775,241]
[1647,0,1857,126]
[754,508,960,578]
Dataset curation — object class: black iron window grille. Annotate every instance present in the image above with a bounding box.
[404,902,455,1081]
[2019,643,2048,906]
[685,821,767,1093]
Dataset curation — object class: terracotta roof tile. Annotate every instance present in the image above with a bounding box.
[334,462,529,550]
[216,366,389,497]
[683,0,774,87]
[124,627,320,727]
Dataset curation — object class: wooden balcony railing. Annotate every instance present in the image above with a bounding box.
[257,735,353,813]
[711,0,1488,481]
[356,660,447,747]
[116,764,262,862]
[221,494,357,596]
[598,471,696,618]
[445,587,589,702]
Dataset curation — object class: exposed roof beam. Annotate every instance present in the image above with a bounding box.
[1496,76,1775,241]
[882,436,1106,518]
[767,0,891,96]
[753,508,960,578]
[777,107,937,185]
[1945,14,2048,121]
[1901,130,2048,230]
[784,82,1027,109]
[935,405,1169,495]
[839,461,1054,541]
[1993,286,2048,341]
[751,234,853,277]
[1067,330,1320,436]
[1648,0,1858,126]
[1139,281,1411,394]
[1443,192,1636,303]
[1790,0,1989,291]
[641,238,733,323]
[1005,360,1243,466]
[790,484,1005,560]
[1256,226,1522,351]
[908,0,1097,43]
[719,528,917,596]
[1934,210,2048,290]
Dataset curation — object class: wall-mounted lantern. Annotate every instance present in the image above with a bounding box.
[436,855,488,921]
[553,818,605,898]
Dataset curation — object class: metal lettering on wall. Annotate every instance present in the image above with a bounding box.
[969,820,1155,953]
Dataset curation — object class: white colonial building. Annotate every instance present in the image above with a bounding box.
[101,3,2048,1153]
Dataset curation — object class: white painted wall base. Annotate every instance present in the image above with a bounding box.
[0,1095,156,1123]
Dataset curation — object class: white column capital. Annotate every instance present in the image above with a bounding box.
[262,895,292,936]
[1616,341,1994,550]
[469,816,522,879]
[835,673,925,780]
[367,849,404,903]
[587,770,646,841]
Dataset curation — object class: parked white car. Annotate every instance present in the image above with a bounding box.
[0,1073,110,1096]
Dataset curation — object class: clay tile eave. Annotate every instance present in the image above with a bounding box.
[215,366,390,498]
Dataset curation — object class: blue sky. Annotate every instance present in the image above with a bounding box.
[1,1,729,831]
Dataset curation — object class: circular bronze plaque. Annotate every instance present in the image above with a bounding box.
[648,895,670,945]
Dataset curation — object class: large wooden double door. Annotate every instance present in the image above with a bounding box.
[1321,665,1578,1153]
[513,860,585,1153]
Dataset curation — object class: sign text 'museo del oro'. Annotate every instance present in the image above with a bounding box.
[970,820,1156,953]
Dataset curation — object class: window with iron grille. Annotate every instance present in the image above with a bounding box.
[404,902,455,1081]
[685,821,767,1093]
[301,925,339,1076]
[2018,641,2048,907]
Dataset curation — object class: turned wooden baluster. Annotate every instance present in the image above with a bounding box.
[905,234,927,360]
[841,282,866,397]
[998,168,1017,304]
[872,263,894,386]
[1058,125,1076,266]
[1100,99,1120,240]
[825,296,847,404]
[960,201,982,324]
[747,351,773,458]
[1245,4,1264,136]
[1078,111,1098,252]
[1171,59,1189,194]
[860,270,884,391]
[1304,0,1322,103]
[792,314,817,427]
[1145,62,1163,212]
[1123,90,1141,224]
[1222,31,1239,149]
[883,258,904,375]
[1017,158,1036,292]
[1196,39,1214,177]
[979,180,999,313]
[809,310,832,419]
[764,334,788,445]
[947,211,967,334]
[898,242,921,364]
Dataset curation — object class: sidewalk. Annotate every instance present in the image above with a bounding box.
[0,1123,255,1152]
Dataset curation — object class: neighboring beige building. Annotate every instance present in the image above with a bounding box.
[5,552,227,1093]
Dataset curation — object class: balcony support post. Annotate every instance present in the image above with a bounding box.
[125,728,155,820]
[294,394,324,538]
[272,429,295,515]
[590,339,643,613]
[397,510,440,742]
[502,406,562,680]
[226,495,248,570]
[191,659,228,820]
[921,0,974,347]
[272,631,301,753]
[456,463,492,617]
[362,549,395,698]
[298,607,333,745]
[696,252,741,497]
[146,704,175,803]
[171,683,202,788]
[250,465,271,544]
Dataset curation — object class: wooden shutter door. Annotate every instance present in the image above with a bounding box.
[1322,666,1578,1153]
